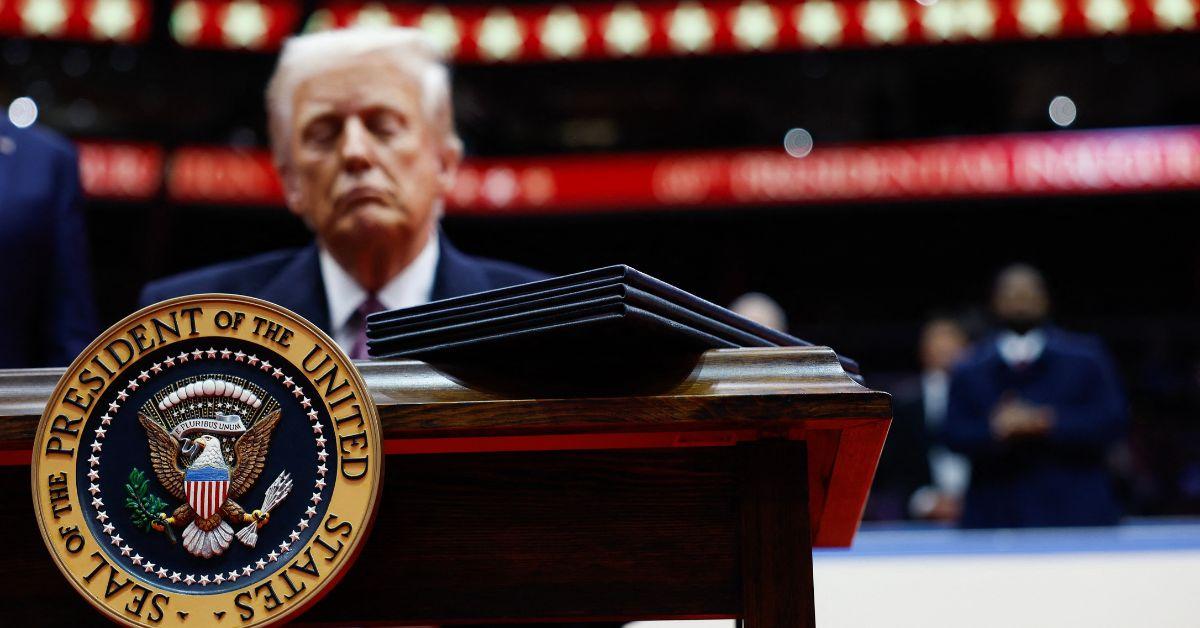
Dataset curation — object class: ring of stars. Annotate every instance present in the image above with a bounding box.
[88,345,332,586]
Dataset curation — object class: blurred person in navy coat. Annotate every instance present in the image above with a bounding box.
[139,29,545,358]
[870,316,972,521]
[0,117,98,367]
[944,264,1127,528]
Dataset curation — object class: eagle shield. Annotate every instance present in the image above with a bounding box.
[184,465,230,520]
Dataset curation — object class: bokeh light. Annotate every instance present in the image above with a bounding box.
[7,97,38,128]
[784,127,814,158]
[1049,95,1077,127]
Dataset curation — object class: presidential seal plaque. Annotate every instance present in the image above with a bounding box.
[32,295,382,626]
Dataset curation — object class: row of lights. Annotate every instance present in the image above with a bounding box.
[3,0,1196,55]
[1,0,148,41]
[298,0,1198,60]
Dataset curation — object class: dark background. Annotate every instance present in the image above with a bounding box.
[4,6,1200,517]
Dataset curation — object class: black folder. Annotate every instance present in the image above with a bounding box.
[368,265,802,347]
[373,301,738,359]
[366,265,860,377]
[367,284,775,349]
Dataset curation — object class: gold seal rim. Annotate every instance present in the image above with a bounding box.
[31,293,384,627]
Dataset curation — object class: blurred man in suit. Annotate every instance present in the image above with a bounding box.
[944,264,1127,528]
[143,28,614,628]
[0,116,98,367]
[870,316,971,521]
[140,28,545,356]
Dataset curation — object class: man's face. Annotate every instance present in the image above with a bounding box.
[283,54,458,256]
[919,319,968,373]
[992,269,1050,332]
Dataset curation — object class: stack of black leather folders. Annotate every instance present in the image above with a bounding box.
[365,265,858,392]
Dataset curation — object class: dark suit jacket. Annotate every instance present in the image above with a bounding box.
[140,237,625,628]
[139,233,549,331]
[944,328,1127,528]
[865,380,934,520]
[0,120,98,367]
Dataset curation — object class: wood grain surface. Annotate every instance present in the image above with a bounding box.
[741,441,815,628]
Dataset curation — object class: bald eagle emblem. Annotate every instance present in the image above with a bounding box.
[135,376,293,559]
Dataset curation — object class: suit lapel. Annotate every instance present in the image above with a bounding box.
[257,234,485,330]
[256,244,332,333]
[431,232,489,301]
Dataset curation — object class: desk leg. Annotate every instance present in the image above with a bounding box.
[739,440,815,628]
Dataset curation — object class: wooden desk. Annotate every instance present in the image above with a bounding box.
[2,346,889,626]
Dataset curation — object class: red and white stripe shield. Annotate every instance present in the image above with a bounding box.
[185,466,230,520]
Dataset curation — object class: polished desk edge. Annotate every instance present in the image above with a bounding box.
[1,346,874,419]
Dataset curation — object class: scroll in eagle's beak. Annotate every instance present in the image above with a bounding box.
[180,437,205,463]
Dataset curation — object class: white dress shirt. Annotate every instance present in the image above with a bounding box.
[996,329,1047,369]
[909,370,972,517]
[318,235,440,354]
[922,370,970,497]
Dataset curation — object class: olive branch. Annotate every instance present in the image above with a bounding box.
[124,468,176,544]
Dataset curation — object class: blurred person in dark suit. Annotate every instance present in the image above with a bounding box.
[869,316,971,521]
[140,28,545,357]
[945,264,1127,528]
[142,28,611,628]
[0,116,98,367]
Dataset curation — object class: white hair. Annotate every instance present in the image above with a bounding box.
[265,27,460,171]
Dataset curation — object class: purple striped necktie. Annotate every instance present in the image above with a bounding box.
[350,295,386,360]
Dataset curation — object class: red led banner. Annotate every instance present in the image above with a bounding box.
[448,127,1200,211]
[166,146,284,204]
[78,126,1200,210]
[167,0,1198,59]
[5,0,1195,53]
[0,0,151,42]
[77,141,163,199]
